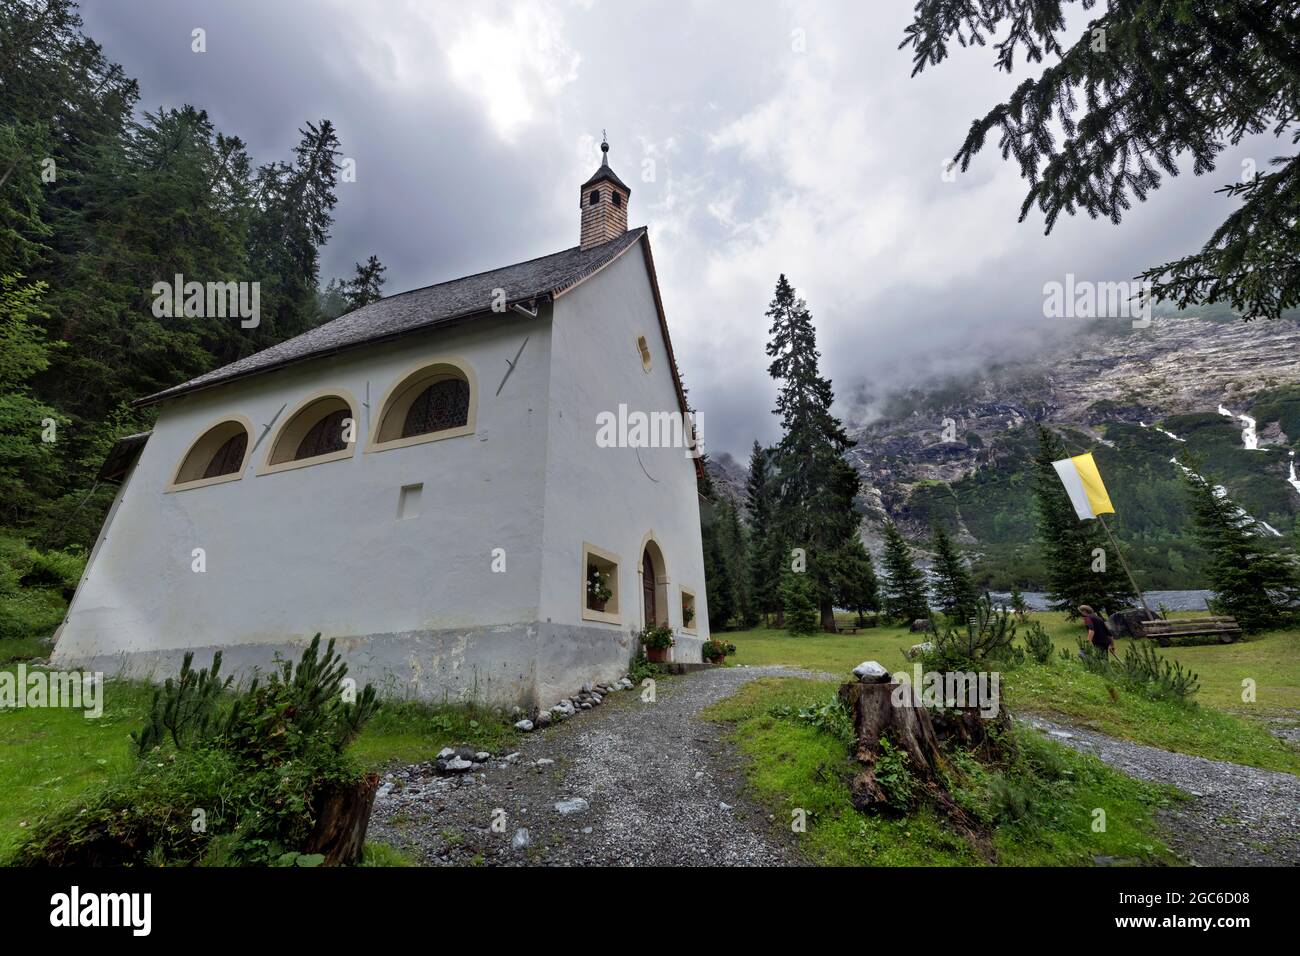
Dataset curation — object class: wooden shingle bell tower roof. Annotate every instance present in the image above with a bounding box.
[579,134,630,250]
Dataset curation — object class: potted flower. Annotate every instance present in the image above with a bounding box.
[702,639,736,664]
[640,623,675,662]
[682,604,695,628]
[586,564,612,612]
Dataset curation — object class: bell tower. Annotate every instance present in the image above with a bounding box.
[579,133,630,249]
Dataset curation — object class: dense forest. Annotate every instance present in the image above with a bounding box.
[0,1,372,643]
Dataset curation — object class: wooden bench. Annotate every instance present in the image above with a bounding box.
[837,624,864,634]
[1137,615,1241,647]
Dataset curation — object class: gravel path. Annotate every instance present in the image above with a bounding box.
[1023,715,1300,866]
[369,665,823,866]
[369,667,1300,867]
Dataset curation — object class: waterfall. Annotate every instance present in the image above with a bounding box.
[1218,404,1259,450]
[1289,453,1300,495]
[1170,458,1282,537]
[1140,421,1184,442]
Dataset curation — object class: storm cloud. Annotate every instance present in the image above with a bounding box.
[81,0,1272,458]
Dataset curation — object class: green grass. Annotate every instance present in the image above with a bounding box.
[350,698,518,768]
[0,661,519,864]
[705,677,1181,866]
[727,612,1300,774]
[361,841,417,866]
[0,672,153,863]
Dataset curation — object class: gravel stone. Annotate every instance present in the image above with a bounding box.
[1024,715,1300,866]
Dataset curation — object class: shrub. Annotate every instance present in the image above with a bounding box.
[17,634,379,866]
[1021,620,1054,664]
[874,738,919,812]
[921,594,1023,671]
[701,639,736,662]
[769,694,854,745]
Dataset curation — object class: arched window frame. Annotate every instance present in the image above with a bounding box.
[166,414,254,492]
[258,388,360,476]
[367,356,477,454]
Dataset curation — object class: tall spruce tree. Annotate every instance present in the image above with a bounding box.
[834,539,879,625]
[719,500,754,628]
[744,441,784,625]
[880,521,930,624]
[764,274,861,632]
[903,1,1300,320]
[930,523,978,621]
[1181,462,1300,632]
[1032,425,1135,617]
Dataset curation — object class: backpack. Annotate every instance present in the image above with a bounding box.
[1091,614,1111,641]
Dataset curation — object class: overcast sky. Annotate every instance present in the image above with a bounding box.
[81,0,1270,460]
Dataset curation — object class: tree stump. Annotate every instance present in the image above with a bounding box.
[304,772,380,866]
[837,681,946,812]
[838,681,990,858]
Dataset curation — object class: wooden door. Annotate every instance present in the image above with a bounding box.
[643,551,656,625]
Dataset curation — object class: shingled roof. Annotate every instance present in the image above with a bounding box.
[135,226,648,407]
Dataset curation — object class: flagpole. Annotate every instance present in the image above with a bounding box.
[1095,513,1155,619]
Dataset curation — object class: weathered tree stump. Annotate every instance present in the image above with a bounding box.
[304,772,380,866]
[930,704,1012,756]
[838,680,991,858]
[838,681,946,812]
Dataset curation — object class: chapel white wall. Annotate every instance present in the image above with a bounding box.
[53,311,553,668]
[537,244,710,669]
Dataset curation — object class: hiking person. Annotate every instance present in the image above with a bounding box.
[1079,604,1118,661]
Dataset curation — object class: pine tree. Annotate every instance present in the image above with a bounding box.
[343,255,387,311]
[833,539,879,625]
[930,523,977,621]
[701,496,735,630]
[780,567,818,635]
[880,521,929,624]
[903,1,1300,320]
[764,274,861,632]
[1181,462,1300,632]
[1031,425,1136,618]
[744,441,784,625]
[719,500,754,628]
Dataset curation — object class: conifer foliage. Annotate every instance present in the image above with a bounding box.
[930,523,977,621]
[902,0,1300,319]
[764,275,863,632]
[1180,461,1300,631]
[880,520,930,624]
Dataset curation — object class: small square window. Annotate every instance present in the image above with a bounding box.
[680,588,697,633]
[397,483,423,519]
[589,190,601,206]
[612,191,622,208]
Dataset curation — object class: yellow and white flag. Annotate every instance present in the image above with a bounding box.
[1051,452,1115,520]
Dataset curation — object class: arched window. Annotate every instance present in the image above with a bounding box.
[263,393,357,472]
[370,360,476,451]
[295,407,350,459]
[169,418,252,490]
[401,378,470,438]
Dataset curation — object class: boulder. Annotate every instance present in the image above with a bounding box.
[909,618,931,633]
[851,660,891,683]
[906,641,934,661]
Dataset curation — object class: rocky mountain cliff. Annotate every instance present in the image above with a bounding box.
[708,314,1300,588]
